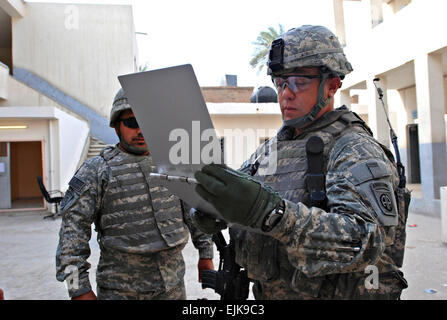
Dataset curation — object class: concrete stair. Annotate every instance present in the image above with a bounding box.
[87,136,110,159]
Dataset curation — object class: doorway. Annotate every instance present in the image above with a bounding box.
[0,7,13,75]
[10,141,44,210]
[406,124,421,184]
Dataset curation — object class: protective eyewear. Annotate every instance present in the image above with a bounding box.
[120,117,139,129]
[272,74,320,93]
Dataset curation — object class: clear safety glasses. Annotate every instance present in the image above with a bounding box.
[272,74,320,93]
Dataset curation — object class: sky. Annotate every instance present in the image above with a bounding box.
[26,0,337,88]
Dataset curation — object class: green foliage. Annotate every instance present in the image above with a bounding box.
[250,24,285,73]
[138,62,149,72]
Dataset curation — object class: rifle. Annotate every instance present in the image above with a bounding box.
[373,78,406,188]
[200,154,261,300]
[201,231,250,300]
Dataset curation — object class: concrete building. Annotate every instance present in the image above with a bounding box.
[0,0,281,214]
[332,0,447,216]
[202,79,282,170]
[0,0,137,211]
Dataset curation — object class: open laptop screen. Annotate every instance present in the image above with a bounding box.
[118,64,223,218]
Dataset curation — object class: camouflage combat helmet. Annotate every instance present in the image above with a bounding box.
[109,88,148,155]
[267,25,353,130]
[109,88,132,127]
[267,25,353,77]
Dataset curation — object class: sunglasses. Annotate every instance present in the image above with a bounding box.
[272,74,320,93]
[119,117,139,129]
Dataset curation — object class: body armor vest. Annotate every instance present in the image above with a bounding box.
[98,146,189,255]
[231,108,407,299]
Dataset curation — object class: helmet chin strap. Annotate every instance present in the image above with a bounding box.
[116,128,149,155]
[281,72,331,131]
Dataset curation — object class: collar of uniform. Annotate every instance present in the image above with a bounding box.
[294,105,350,139]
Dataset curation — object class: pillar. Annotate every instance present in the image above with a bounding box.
[414,53,447,199]
[333,0,346,46]
[336,88,351,109]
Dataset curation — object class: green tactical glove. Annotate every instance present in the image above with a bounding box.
[194,164,282,229]
[189,208,228,235]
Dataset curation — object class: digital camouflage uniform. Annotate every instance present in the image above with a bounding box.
[56,145,213,299]
[193,25,409,300]
[56,89,213,300]
[231,107,408,299]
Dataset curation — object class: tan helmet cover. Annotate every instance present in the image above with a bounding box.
[109,88,132,127]
[267,25,353,77]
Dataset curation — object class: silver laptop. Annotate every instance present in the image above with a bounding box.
[118,64,223,219]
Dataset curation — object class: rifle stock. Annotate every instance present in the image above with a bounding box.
[201,231,250,300]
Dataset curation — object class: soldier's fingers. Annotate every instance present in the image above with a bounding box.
[195,184,218,204]
[201,164,234,181]
[202,164,249,182]
[195,170,226,195]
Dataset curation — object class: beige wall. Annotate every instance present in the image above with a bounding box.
[342,1,447,90]
[336,0,447,205]
[202,87,254,103]
[387,0,412,13]
[0,62,7,99]
[211,113,282,168]
[0,107,89,193]
[0,118,52,191]
[0,7,12,72]
[12,3,137,118]
[0,70,91,193]
[0,75,87,122]
[337,0,447,144]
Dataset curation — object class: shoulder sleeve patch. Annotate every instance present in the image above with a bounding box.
[68,176,86,194]
[348,160,398,226]
[349,160,391,185]
[370,181,396,216]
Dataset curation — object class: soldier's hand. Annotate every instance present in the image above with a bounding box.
[195,164,282,229]
[71,290,97,300]
[189,208,227,234]
[198,258,214,283]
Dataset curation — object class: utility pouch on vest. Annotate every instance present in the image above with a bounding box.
[388,186,411,267]
[305,136,327,209]
[230,159,280,283]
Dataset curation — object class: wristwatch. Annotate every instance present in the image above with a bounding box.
[261,200,285,232]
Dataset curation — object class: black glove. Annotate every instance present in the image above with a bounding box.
[189,208,227,234]
[194,164,282,229]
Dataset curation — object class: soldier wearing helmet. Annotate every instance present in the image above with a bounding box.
[192,25,408,299]
[56,88,214,300]
[109,88,149,155]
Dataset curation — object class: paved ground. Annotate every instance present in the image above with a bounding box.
[0,208,445,300]
[400,211,447,299]
[0,210,228,300]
